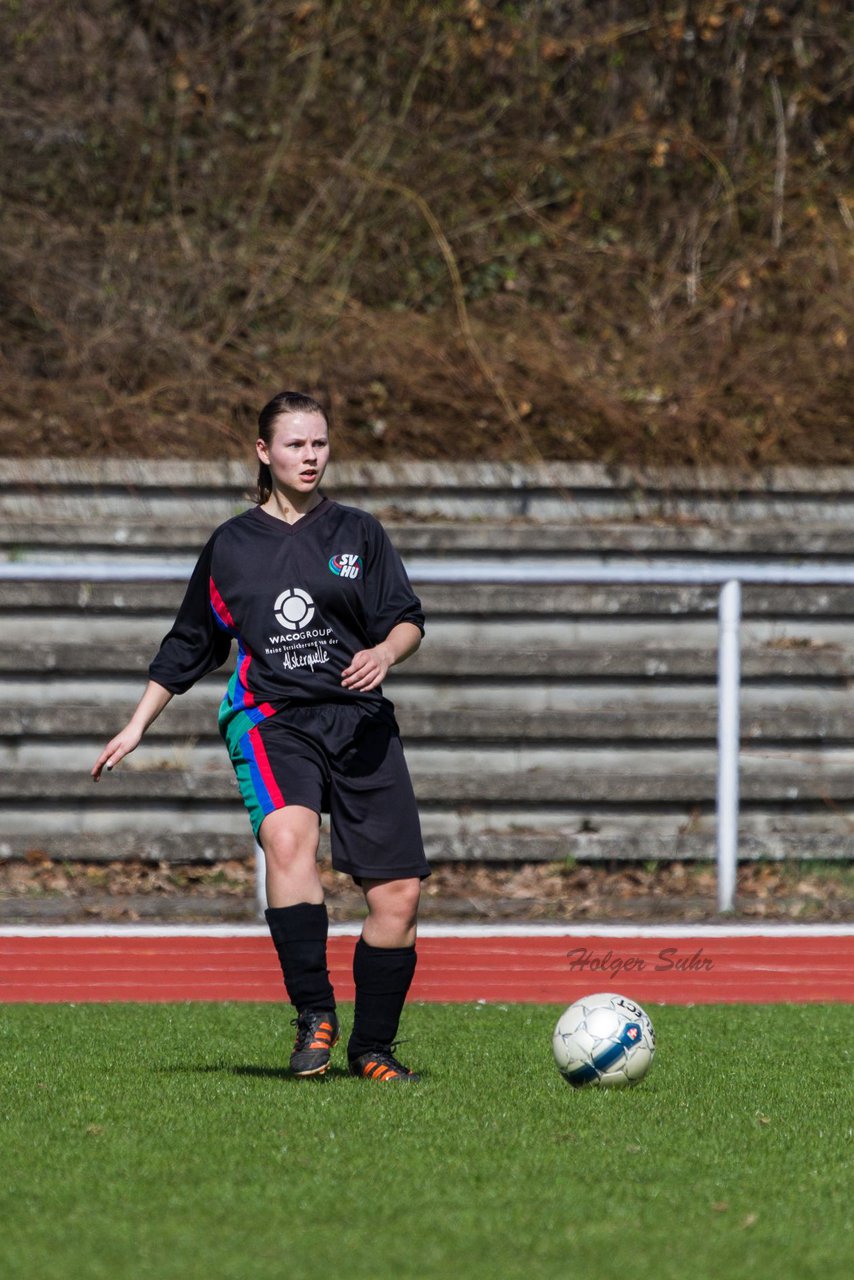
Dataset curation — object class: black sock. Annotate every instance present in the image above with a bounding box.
[264,903,336,1013]
[348,937,417,1060]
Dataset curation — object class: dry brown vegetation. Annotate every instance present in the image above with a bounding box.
[1,0,851,466]
[1,855,851,923]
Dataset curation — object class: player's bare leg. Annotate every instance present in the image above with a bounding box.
[361,876,420,948]
[259,805,323,907]
[260,806,336,1075]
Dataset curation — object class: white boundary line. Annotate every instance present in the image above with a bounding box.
[1,923,852,939]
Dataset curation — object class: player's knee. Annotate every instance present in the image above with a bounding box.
[259,809,318,874]
[264,838,309,877]
[368,877,421,930]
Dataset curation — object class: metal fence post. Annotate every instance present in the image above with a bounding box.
[255,841,268,918]
[716,579,742,912]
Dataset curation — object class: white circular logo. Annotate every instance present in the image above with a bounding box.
[274,588,315,631]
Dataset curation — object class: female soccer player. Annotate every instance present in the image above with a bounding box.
[92,391,428,1081]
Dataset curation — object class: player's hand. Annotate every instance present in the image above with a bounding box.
[91,724,143,782]
[341,645,391,693]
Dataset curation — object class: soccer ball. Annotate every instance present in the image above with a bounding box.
[552,992,656,1088]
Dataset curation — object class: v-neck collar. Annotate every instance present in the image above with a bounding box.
[251,496,330,536]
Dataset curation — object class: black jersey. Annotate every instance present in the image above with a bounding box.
[148,499,424,710]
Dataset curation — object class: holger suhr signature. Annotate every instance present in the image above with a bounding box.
[566,946,713,974]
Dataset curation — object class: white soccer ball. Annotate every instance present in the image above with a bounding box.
[552,992,656,1089]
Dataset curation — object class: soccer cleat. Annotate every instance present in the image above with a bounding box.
[348,1045,420,1083]
[289,1009,339,1077]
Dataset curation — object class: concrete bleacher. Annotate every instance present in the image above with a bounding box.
[2,459,854,876]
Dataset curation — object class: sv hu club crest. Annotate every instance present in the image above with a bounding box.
[329,554,362,579]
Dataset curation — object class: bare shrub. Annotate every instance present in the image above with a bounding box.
[1,1,851,466]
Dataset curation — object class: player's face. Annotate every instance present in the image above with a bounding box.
[257,412,330,497]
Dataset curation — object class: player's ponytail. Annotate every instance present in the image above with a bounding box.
[255,390,327,505]
[256,460,273,506]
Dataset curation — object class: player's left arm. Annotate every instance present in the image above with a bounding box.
[341,621,422,693]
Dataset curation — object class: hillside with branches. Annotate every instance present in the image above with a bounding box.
[1,0,851,467]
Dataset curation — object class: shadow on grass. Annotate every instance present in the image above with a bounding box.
[233,1063,352,1082]
[155,1060,351,1081]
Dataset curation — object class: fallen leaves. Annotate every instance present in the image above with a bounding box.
[0,856,850,924]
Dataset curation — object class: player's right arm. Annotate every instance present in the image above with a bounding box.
[91,680,174,781]
[91,528,233,782]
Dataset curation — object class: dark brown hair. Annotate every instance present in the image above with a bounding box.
[255,390,327,505]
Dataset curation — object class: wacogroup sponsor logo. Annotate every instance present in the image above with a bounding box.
[329,553,362,579]
[273,587,315,631]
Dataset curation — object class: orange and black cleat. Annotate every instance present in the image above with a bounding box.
[348,1046,420,1083]
[289,1010,339,1077]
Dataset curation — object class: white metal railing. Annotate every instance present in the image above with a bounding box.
[5,556,854,913]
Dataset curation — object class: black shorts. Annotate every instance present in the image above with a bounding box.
[220,699,429,883]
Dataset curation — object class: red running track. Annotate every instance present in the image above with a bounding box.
[1,932,852,1004]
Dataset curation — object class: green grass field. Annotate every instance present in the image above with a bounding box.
[0,1002,851,1280]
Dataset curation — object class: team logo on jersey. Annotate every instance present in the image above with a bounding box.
[273,587,316,631]
[329,553,362,580]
